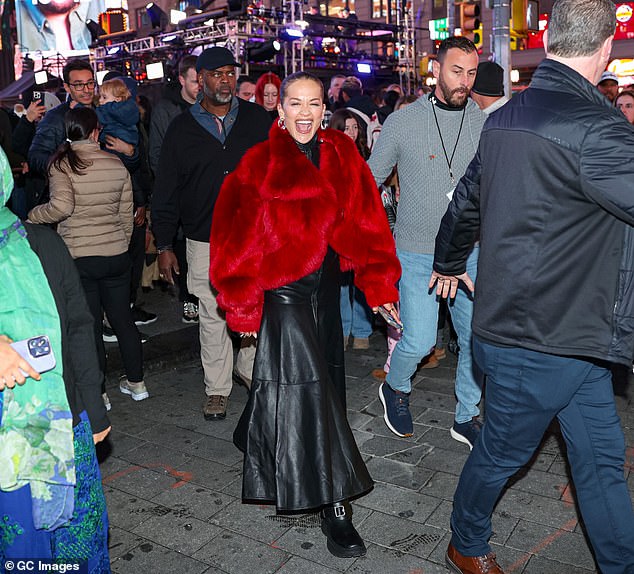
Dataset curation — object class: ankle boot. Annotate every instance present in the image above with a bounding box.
[320,501,366,558]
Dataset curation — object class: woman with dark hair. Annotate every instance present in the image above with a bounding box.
[28,107,147,405]
[254,71,282,120]
[0,147,111,571]
[328,108,370,160]
[210,71,401,559]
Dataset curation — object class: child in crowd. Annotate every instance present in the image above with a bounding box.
[95,78,139,149]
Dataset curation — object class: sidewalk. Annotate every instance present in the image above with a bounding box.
[100,287,633,573]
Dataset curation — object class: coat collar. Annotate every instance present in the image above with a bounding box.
[260,123,339,202]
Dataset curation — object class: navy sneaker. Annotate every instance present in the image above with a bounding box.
[450,417,482,450]
[378,382,413,437]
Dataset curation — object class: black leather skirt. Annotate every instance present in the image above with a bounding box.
[233,249,373,512]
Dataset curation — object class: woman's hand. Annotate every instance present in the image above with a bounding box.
[372,302,403,329]
[0,335,41,391]
[93,426,111,444]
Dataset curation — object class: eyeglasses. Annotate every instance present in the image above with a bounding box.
[66,81,95,91]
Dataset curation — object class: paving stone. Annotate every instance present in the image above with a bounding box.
[103,430,147,458]
[179,434,244,466]
[415,408,455,429]
[273,555,340,573]
[494,489,580,531]
[359,434,422,458]
[119,441,193,471]
[346,543,448,574]
[208,498,294,544]
[273,522,356,572]
[418,471,459,500]
[346,410,375,431]
[507,467,572,500]
[136,421,206,450]
[357,509,445,559]
[103,486,172,531]
[523,554,597,573]
[409,390,455,412]
[103,464,183,498]
[178,454,243,491]
[417,446,469,476]
[506,519,596,570]
[387,443,434,465]
[150,482,236,521]
[414,426,465,453]
[355,482,441,524]
[365,456,434,491]
[132,507,221,554]
[192,530,290,573]
[107,526,147,560]
[111,539,211,574]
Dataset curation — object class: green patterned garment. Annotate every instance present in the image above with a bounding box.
[0,148,75,530]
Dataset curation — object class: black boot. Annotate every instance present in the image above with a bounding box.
[320,501,366,558]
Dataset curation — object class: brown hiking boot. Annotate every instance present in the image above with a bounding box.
[203,395,228,420]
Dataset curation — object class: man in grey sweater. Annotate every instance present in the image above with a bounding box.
[369,37,486,442]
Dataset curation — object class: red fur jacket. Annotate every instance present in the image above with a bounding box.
[209,122,400,332]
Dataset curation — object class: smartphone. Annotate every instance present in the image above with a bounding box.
[33,91,41,101]
[10,335,56,376]
[377,306,403,331]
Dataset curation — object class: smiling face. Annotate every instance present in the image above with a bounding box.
[278,78,325,144]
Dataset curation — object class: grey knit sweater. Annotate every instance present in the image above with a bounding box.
[369,95,486,254]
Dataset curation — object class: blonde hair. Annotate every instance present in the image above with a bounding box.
[100,78,131,101]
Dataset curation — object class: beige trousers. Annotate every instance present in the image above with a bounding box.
[186,239,255,396]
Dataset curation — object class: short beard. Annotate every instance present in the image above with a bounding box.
[437,75,469,108]
[203,84,232,105]
[37,0,78,16]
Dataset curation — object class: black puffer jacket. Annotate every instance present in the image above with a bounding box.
[434,58,634,366]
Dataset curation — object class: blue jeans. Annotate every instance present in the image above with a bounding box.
[386,248,481,423]
[451,337,634,573]
[340,282,373,338]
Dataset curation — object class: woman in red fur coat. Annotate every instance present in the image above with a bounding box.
[209,71,401,559]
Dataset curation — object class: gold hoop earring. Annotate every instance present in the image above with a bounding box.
[277,117,286,130]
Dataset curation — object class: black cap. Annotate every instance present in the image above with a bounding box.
[196,47,240,72]
[472,62,504,97]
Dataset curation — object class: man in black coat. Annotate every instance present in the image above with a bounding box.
[431,1,634,573]
[152,47,271,421]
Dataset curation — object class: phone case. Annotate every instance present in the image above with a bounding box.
[10,335,56,376]
[378,306,403,331]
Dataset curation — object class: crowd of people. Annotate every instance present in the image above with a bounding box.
[1,0,634,572]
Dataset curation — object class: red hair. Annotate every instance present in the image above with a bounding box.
[254,72,282,108]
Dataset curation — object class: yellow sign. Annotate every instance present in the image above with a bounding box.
[616,4,633,23]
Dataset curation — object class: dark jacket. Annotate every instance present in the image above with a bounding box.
[25,223,110,433]
[148,84,191,173]
[152,99,271,247]
[434,58,634,366]
[96,99,140,146]
[12,115,36,160]
[28,101,139,178]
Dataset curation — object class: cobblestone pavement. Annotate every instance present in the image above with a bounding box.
[100,289,634,573]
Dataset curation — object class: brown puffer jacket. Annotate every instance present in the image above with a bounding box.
[28,140,133,259]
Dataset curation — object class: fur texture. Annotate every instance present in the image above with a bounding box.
[210,122,400,332]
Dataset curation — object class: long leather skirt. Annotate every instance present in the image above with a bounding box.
[233,249,373,512]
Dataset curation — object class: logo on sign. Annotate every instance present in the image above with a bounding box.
[617,4,633,23]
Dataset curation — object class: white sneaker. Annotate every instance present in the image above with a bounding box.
[119,379,149,401]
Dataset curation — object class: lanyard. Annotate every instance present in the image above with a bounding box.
[430,98,466,187]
